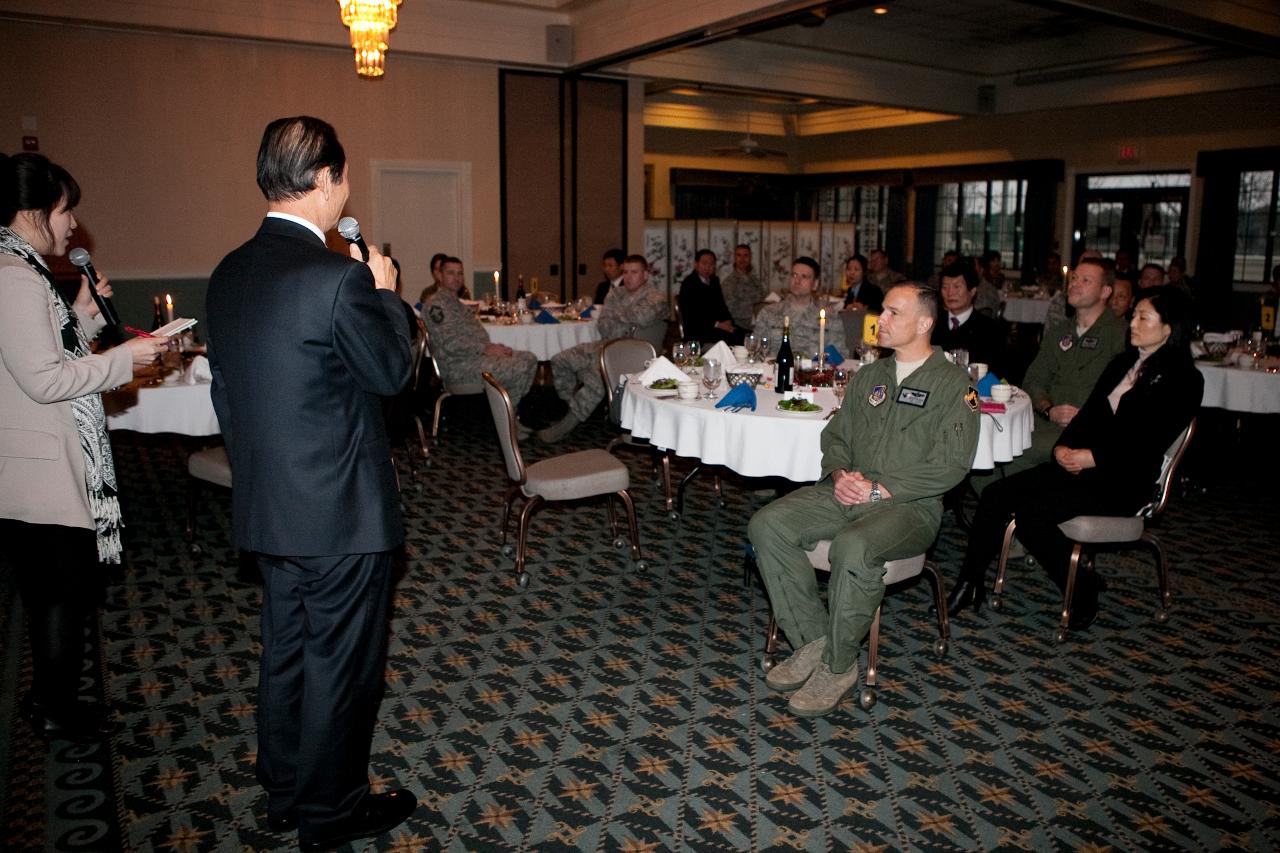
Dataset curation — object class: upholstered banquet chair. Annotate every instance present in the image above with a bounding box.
[599,337,676,504]
[991,419,1196,642]
[422,324,484,437]
[186,446,232,555]
[483,372,646,589]
[384,319,431,474]
[759,545,949,710]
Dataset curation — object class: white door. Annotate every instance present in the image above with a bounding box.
[370,161,472,304]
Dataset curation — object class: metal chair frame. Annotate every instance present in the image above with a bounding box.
[992,419,1196,642]
[598,337,675,503]
[422,324,484,437]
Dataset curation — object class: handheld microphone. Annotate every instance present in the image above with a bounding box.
[337,217,369,262]
[67,248,120,327]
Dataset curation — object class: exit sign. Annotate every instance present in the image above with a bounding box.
[1118,144,1138,161]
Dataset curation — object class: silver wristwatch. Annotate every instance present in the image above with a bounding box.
[869,482,882,503]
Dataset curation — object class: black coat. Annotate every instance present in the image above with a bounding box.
[677,272,733,342]
[207,217,413,556]
[1056,345,1203,510]
[843,281,884,312]
[932,310,1008,376]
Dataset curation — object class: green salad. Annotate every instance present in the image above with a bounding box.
[649,378,680,390]
[777,399,822,412]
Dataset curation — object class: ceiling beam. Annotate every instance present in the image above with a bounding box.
[1041,0,1280,57]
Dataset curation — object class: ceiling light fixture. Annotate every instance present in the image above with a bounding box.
[338,0,402,78]
[873,6,889,14]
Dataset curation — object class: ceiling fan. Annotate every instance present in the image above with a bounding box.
[711,115,788,159]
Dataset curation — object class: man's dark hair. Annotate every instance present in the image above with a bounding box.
[940,261,978,291]
[734,243,751,252]
[442,256,462,267]
[695,249,716,263]
[1138,286,1193,353]
[1,152,81,231]
[623,254,649,268]
[844,252,868,271]
[793,256,820,280]
[1141,262,1165,276]
[1077,256,1116,286]
[430,253,448,272]
[888,281,938,319]
[603,248,625,265]
[979,249,1001,267]
[256,116,346,202]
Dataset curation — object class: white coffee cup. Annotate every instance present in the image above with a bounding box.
[677,382,699,400]
[519,312,534,325]
[990,384,1013,402]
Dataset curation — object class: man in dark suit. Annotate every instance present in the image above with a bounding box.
[592,247,624,305]
[206,116,416,852]
[678,248,744,344]
[932,260,1007,376]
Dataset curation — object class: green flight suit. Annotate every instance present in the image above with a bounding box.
[748,348,979,674]
[979,309,1127,488]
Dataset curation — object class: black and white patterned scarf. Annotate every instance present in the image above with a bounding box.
[0,226,122,563]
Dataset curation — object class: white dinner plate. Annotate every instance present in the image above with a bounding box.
[775,402,824,415]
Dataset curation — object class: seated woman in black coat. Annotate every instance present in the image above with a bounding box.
[945,286,1203,629]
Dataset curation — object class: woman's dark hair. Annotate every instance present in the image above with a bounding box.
[1137,286,1192,353]
[844,253,868,273]
[256,116,346,202]
[1,152,81,230]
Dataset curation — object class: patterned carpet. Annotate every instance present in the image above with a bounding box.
[2,390,1278,851]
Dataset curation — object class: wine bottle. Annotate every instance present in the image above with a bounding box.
[515,275,526,301]
[150,296,164,331]
[776,315,794,393]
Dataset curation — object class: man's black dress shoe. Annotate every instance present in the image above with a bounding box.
[298,789,417,852]
[942,579,986,618]
[20,695,122,743]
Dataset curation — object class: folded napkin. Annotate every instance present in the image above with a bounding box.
[527,297,541,310]
[534,309,559,324]
[976,373,1003,396]
[704,340,734,366]
[580,306,594,319]
[183,354,213,385]
[824,344,844,366]
[1203,332,1235,343]
[715,382,757,411]
[764,291,781,303]
[635,356,690,386]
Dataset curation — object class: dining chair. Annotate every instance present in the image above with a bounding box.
[759,545,949,710]
[991,419,1196,642]
[384,319,431,473]
[599,337,676,506]
[482,372,646,589]
[186,445,232,555]
[672,297,685,340]
[422,324,484,437]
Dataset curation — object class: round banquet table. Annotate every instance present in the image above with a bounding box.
[483,318,598,361]
[104,377,221,436]
[1196,362,1280,414]
[1001,297,1052,324]
[620,381,1034,482]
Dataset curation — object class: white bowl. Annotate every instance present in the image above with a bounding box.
[676,382,699,400]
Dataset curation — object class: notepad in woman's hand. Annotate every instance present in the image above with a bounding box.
[153,318,198,337]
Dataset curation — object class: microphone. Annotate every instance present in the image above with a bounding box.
[337,216,369,262]
[67,248,120,327]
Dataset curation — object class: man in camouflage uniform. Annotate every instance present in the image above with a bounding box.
[422,257,537,433]
[537,254,668,443]
[754,257,839,361]
[721,244,768,331]
[749,282,978,717]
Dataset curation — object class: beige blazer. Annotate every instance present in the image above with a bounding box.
[0,254,132,529]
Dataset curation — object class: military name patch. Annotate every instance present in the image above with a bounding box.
[964,385,979,412]
[428,305,445,324]
[1081,336,1099,349]
[1058,334,1074,352]
[896,387,929,407]
[868,384,888,407]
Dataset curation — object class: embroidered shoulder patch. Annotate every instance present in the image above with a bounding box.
[896,387,929,407]
[868,384,888,407]
[964,385,979,412]
[428,305,445,324]
[1058,334,1074,352]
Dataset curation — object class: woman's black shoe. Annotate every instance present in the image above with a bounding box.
[945,579,986,618]
[20,695,122,743]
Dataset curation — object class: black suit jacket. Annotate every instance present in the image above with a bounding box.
[1057,346,1203,510]
[843,281,884,312]
[678,272,732,342]
[932,310,1008,376]
[207,217,413,556]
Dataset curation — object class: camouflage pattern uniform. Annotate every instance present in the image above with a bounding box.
[550,283,668,422]
[422,289,537,407]
[754,297,843,361]
[721,269,768,330]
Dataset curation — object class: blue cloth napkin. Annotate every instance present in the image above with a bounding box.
[535,309,559,324]
[976,373,1003,396]
[579,307,593,319]
[527,297,541,309]
[715,383,757,411]
[824,344,844,366]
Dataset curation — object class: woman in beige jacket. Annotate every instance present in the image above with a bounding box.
[0,153,167,742]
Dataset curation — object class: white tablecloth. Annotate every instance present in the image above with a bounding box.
[1197,363,1280,414]
[483,319,598,360]
[620,382,1034,482]
[105,377,221,436]
[1002,297,1052,324]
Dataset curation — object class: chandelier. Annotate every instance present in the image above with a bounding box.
[338,0,402,78]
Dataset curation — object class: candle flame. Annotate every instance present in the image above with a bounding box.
[493,270,500,283]
[819,308,826,320]
[165,294,173,308]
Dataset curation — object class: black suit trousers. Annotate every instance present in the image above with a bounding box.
[254,549,393,834]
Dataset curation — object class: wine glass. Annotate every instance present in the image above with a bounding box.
[701,359,723,400]
[832,367,849,407]
[758,336,770,361]
[673,342,687,365]
[687,340,702,363]
[744,333,759,362]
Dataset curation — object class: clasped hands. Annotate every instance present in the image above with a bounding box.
[1054,446,1096,474]
[832,468,891,506]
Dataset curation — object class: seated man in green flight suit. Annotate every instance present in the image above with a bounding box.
[749,282,979,717]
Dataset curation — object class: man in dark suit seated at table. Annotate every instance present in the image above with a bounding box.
[206,115,417,851]
[592,247,625,306]
[678,248,744,345]
[932,260,1007,375]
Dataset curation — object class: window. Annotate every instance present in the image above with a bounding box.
[1235,170,1278,283]
[933,180,1027,267]
[815,185,889,253]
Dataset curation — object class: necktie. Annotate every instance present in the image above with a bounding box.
[951,317,959,330]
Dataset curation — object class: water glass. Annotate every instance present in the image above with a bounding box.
[744,333,759,362]
[701,360,723,399]
[688,340,702,362]
[758,336,770,360]
[832,367,849,405]
[673,342,687,365]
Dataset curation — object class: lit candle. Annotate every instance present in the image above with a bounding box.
[165,293,174,324]
[818,307,827,367]
[493,269,500,297]
[1061,265,1069,287]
